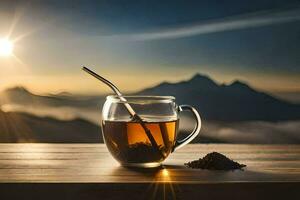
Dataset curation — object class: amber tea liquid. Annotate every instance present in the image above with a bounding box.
[102,119,178,165]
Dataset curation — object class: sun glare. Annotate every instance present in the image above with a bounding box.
[0,38,14,57]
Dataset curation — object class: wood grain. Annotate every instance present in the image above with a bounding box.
[0,144,299,183]
[0,144,299,199]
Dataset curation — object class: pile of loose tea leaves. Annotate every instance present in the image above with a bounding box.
[184,152,246,170]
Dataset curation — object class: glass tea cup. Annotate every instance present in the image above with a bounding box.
[101,95,201,168]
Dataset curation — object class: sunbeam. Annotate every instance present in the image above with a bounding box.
[6,6,25,39]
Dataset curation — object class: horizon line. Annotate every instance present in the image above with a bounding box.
[2,73,300,96]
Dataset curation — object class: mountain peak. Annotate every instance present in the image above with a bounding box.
[5,86,31,94]
[229,80,250,88]
[227,80,257,93]
[191,73,210,80]
[188,73,218,87]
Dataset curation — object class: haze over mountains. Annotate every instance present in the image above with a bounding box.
[137,74,300,121]
[0,86,104,109]
[0,110,101,143]
[0,73,299,143]
[1,73,299,121]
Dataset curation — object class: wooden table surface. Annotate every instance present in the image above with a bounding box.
[0,144,299,200]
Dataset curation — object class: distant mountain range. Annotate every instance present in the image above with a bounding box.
[0,87,104,143]
[0,109,102,143]
[0,73,300,143]
[0,86,104,109]
[1,74,300,122]
[136,74,300,121]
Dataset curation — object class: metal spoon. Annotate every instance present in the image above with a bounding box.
[82,66,136,116]
[81,66,162,157]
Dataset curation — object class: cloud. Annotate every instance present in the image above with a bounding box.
[111,7,300,41]
[2,103,300,144]
[201,120,300,144]
[177,115,300,144]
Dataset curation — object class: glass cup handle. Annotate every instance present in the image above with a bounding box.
[172,105,202,152]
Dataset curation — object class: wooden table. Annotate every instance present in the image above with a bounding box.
[0,144,299,200]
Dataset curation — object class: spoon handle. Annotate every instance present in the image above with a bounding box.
[82,66,137,116]
[82,66,122,96]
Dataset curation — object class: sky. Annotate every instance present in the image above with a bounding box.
[0,0,299,96]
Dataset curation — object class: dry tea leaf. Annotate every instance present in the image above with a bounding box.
[185,152,246,170]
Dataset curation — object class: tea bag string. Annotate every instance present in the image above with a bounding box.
[82,66,163,157]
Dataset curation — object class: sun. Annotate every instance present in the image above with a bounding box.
[0,38,14,57]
